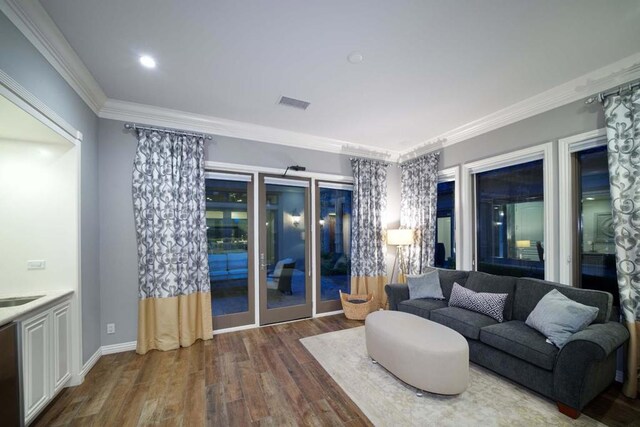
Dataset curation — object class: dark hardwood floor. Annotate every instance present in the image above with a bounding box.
[34,314,640,426]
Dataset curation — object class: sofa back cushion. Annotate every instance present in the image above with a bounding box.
[227,252,248,270]
[209,254,227,272]
[514,278,612,323]
[434,268,470,300]
[464,271,517,321]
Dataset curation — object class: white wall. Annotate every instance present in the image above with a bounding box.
[0,139,77,293]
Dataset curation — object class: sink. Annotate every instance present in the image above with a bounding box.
[0,296,43,308]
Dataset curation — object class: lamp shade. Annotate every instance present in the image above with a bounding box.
[387,229,414,246]
[516,240,531,249]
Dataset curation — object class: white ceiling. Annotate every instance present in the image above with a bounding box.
[40,0,640,152]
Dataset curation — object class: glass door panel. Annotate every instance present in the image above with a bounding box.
[205,173,254,329]
[435,180,455,269]
[576,147,618,305]
[475,160,545,279]
[316,183,352,313]
[259,175,312,324]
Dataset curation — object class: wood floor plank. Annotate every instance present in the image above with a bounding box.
[32,314,640,427]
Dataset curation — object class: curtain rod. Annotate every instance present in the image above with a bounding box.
[585,81,640,104]
[124,122,213,140]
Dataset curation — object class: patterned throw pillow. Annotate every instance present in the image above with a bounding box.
[448,282,508,322]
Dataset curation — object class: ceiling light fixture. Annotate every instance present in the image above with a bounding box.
[347,51,364,64]
[139,55,156,68]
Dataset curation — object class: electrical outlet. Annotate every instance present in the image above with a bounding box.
[27,260,46,270]
[106,323,115,334]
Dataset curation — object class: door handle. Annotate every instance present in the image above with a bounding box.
[260,253,266,271]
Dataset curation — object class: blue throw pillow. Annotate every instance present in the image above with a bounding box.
[525,289,599,348]
[448,282,508,322]
[406,270,445,300]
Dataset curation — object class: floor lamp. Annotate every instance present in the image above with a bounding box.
[387,229,415,283]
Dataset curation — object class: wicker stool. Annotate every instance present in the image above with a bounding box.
[339,291,377,320]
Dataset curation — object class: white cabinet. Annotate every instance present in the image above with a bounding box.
[20,299,71,425]
[21,311,50,423]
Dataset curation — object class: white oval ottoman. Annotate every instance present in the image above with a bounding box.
[365,310,469,395]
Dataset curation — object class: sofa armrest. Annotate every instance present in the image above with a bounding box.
[553,321,629,410]
[385,284,409,311]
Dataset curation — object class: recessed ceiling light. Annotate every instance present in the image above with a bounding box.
[347,51,364,64]
[139,55,156,68]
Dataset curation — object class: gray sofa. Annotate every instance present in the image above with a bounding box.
[385,269,629,418]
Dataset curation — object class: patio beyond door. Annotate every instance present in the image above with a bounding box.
[258,175,312,325]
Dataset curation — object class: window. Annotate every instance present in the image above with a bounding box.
[475,160,545,279]
[576,147,617,304]
[435,180,455,269]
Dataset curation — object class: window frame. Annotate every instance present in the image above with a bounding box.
[437,166,462,270]
[558,129,607,286]
[462,142,557,281]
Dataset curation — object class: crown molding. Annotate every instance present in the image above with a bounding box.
[0,0,107,114]
[100,98,399,161]
[400,52,640,159]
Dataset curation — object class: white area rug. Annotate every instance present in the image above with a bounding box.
[300,326,603,427]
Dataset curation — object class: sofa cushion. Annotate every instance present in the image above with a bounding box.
[525,289,599,348]
[433,268,469,300]
[430,307,497,340]
[514,278,611,323]
[464,271,517,321]
[448,283,508,322]
[208,254,227,272]
[227,252,248,270]
[398,299,448,319]
[407,270,445,300]
[480,321,559,371]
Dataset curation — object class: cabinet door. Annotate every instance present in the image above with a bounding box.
[52,302,71,394]
[22,311,50,423]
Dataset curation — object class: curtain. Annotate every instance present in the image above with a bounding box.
[351,158,389,308]
[400,153,440,275]
[132,130,212,354]
[603,88,640,398]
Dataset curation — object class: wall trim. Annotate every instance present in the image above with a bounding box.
[101,341,137,355]
[400,52,640,161]
[558,129,608,285]
[0,0,107,113]
[102,99,397,161]
[462,142,557,281]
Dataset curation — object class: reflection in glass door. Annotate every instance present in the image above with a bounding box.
[259,175,312,325]
[205,172,254,329]
[575,147,618,305]
[316,182,353,313]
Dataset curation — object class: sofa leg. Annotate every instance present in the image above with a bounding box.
[557,402,580,419]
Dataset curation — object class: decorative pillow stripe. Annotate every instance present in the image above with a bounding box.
[448,282,508,322]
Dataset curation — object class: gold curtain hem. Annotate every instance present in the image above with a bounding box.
[622,320,639,399]
[351,276,387,309]
[137,292,213,355]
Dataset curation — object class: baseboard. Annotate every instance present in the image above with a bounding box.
[68,347,101,386]
[314,309,344,318]
[616,370,623,383]
[101,341,137,355]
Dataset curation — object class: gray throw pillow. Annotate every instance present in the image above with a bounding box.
[525,289,599,348]
[448,282,508,322]
[407,270,445,300]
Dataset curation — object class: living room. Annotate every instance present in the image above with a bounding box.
[0,0,639,426]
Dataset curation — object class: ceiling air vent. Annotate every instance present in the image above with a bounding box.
[278,96,310,110]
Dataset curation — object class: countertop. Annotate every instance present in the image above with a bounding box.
[0,289,74,326]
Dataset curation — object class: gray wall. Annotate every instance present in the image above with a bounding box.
[0,12,101,364]
[97,118,377,345]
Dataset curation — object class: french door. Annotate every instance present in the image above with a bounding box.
[205,172,255,330]
[258,174,312,325]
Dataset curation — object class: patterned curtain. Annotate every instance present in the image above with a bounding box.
[132,130,212,354]
[400,153,440,275]
[351,158,389,308]
[603,88,640,398]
